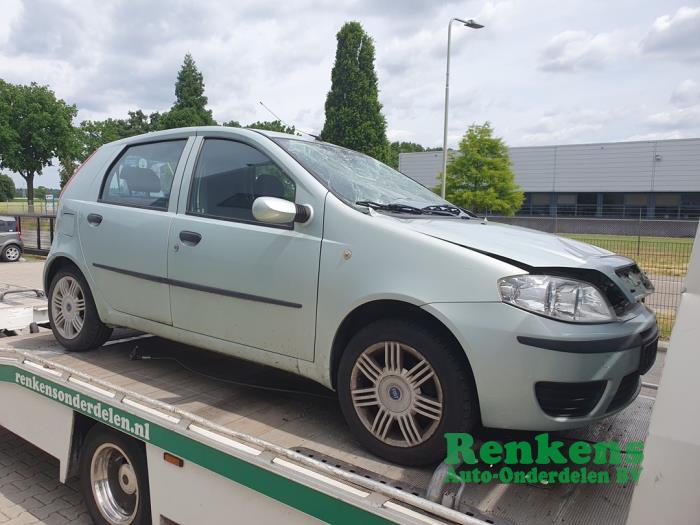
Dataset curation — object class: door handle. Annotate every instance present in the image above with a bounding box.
[179,230,202,246]
[87,213,103,226]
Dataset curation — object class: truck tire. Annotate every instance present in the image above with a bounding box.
[48,266,112,351]
[80,426,151,525]
[337,318,478,466]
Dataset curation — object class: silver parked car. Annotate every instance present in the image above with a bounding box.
[45,127,658,465]
[0,216,23,262]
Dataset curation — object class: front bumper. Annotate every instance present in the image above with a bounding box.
[422,301,658,430]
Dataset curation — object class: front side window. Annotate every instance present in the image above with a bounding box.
[101,140,187,209]
[188,139,295,223]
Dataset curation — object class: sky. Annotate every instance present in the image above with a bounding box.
[1,0,699,188]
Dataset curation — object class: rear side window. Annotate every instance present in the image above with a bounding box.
[0,220,16,232]
[187,139,295,223]
[101,140,187,209]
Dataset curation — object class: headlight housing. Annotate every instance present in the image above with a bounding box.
[498,275,616,323]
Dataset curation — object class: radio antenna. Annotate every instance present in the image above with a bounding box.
[257,101,319,140]
[259,101,284,123]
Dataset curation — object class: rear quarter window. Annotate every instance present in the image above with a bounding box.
[100,140,187,210]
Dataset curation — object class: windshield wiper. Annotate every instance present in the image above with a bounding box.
[421,205,464,216]
[356,201,468,217]
[355,201,425,215]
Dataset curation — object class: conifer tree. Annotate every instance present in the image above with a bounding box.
[321,22,389,163]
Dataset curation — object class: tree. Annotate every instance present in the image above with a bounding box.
[34,186,50,200]
[441,123,523,215]
[0,80,77,209]
[0,173,14,202]
[160,54,216,129]
[321,22,389,163]
[69,110,164,179]
[246,120,296,135]
[221,120,241,128]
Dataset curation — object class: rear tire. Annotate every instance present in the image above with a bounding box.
[48,266,112,351]
[1,244,21,262]
[80,426,151,525]
[337,318,478,466]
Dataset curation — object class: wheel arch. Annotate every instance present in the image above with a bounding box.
[65,412,99,479]
[329,299,477,395]
[44,255,83,293]
[66,414,147,480]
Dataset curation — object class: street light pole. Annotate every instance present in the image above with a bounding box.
[441,18,483,199]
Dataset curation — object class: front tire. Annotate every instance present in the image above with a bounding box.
[48,266,112,351]
[1,244,21,262]
[338,318,478,466]
[80,426,151,525]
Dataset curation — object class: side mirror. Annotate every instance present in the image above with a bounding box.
[252,196,313,225]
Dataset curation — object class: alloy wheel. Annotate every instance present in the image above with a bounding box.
[51,276,86,339]
[350,341,444,448]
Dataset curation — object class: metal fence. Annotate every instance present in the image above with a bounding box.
[13,215,55,255]
[516,203,700,220]
[489,215,697,339]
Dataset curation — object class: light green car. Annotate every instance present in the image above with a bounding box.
[45,127,658,465]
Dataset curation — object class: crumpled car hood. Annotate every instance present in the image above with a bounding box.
[401,218,619,268]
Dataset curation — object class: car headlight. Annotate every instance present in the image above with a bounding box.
[497,275,616,323]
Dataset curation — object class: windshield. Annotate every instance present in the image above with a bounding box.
[275,138,448,210]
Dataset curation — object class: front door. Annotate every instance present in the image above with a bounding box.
[167,138,322,360]
[79,138,192,325]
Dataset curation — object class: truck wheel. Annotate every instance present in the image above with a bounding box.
[1,244,21,262]
[48,266,112,351]
[337,318,478,466]
[80,426,151,525]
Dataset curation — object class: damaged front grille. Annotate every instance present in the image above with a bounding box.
[616,264,655,302]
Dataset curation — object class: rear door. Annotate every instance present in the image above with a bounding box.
[79,137,194,324]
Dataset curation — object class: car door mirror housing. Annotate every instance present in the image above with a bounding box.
[252,197,313,224]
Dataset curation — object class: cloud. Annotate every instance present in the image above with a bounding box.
[387,129,416,142]
[538,30,631,72]
[641,6,700,61]
[626,130,689,141]
[645,105,700,130]
[518,108,624,145]
[670,79,700,107]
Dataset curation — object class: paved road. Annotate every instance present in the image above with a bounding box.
[0,428,90,524]
[1,262,44,290]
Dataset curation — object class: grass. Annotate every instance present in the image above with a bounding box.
[562,233,694,276]
[0,200,56,215]
[656,311,674,340]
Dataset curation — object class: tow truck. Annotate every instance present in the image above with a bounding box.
[0,244,696,525]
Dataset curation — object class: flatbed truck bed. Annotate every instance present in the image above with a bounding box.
[0,330,659,525]
[0,282,48,333]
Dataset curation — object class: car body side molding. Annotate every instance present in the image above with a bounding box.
[92,263,302,309]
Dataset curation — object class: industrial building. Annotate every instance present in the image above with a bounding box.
[399,137,700,219]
